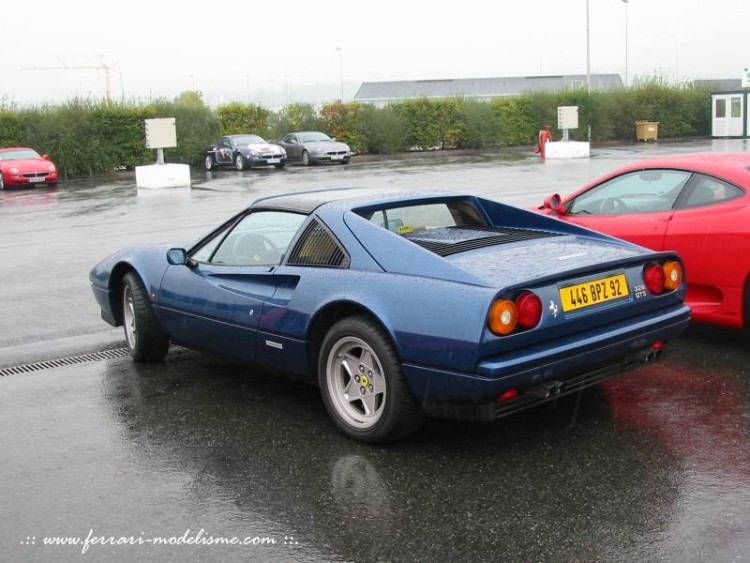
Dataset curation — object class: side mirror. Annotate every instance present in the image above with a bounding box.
[42,154,49,160]
[166,248,188,266]
[543,193,567,215]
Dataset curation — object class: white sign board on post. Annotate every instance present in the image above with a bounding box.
[742,68,750,89]
[136,117,190,189]
[557,106,579,130]
[145,118,177,149]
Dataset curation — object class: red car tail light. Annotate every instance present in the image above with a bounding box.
[516,291,543,328]
[643,263,665,294]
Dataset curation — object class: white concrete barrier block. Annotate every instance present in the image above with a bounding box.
[135,164,191,189]
[544,141,591,159]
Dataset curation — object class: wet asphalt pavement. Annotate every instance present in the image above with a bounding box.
[1,140,749,562]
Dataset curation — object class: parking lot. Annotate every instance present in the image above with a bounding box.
[1,140,749,562]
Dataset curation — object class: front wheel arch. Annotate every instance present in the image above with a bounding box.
[108,262,138,326]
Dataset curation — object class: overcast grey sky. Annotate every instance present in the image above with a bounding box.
[1,0,747,107]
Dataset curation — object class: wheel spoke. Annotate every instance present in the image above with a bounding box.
[360,393,381,417]
[370,370,385,395]
[341,369,359,399]
[360,348,375,370]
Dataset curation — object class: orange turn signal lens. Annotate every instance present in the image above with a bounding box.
[663,260,683,290]
[488,299,518,335]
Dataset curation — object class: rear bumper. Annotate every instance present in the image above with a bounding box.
[403,304,690,421]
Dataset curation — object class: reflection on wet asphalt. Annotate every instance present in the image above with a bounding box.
[2,324,748,562]
[1,140,749,562]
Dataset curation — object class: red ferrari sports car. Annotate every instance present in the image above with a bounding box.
[538,152,750,329]
[0,147,58,189]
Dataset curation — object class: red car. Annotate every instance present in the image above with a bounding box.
[538,153,750,329]
[0,147,59,189]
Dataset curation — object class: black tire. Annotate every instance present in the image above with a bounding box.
[340,159,350,165]
[301,150,311,167]
[204,155,215,171]
[0,173,4,190]
[318,316,424,443]
[122,272,169,362]
[274,162,286,169]
[235,153,245,171]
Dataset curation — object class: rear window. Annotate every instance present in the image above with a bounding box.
[359,201,485,234]
[357,200,559,257]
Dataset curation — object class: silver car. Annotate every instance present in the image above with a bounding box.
[278,131,351,166]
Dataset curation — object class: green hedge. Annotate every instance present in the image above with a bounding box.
[0,82,713,178]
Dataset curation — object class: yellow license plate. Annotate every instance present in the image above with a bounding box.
[560,274,629,312]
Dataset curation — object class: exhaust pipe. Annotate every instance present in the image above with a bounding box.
[528,380,564,399]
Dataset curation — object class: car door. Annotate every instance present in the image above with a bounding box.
[156,210,307,363]
[214,137,234,165]
[281,133,302,160]
[663,173,747,299]
[562,168,691,250]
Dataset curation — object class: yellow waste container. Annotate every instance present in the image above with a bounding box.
[635,120,659,141]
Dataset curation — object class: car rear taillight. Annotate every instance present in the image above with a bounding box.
[643,264,665,294]
[516,291,543,328]
[644,260,683,294]
[663,260,683,290]
[488,291,542,336]
[488,299,517,335]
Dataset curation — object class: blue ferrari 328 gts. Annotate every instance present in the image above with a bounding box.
[90,189,690,443]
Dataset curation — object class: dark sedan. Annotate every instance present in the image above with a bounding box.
[277,131,351,166]
[203,134,287,171]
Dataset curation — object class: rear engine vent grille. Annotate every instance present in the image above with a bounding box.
[409,226,561,257]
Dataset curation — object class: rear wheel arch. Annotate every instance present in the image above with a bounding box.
[307,302,398,376]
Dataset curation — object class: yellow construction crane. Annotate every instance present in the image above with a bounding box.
[22,57,121,101]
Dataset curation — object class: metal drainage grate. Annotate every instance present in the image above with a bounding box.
[0,347,131,377]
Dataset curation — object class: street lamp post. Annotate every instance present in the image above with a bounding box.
[622,0,629,88]
[586,0,591,140]
[586,0,591,92]
[336,47,344,101]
